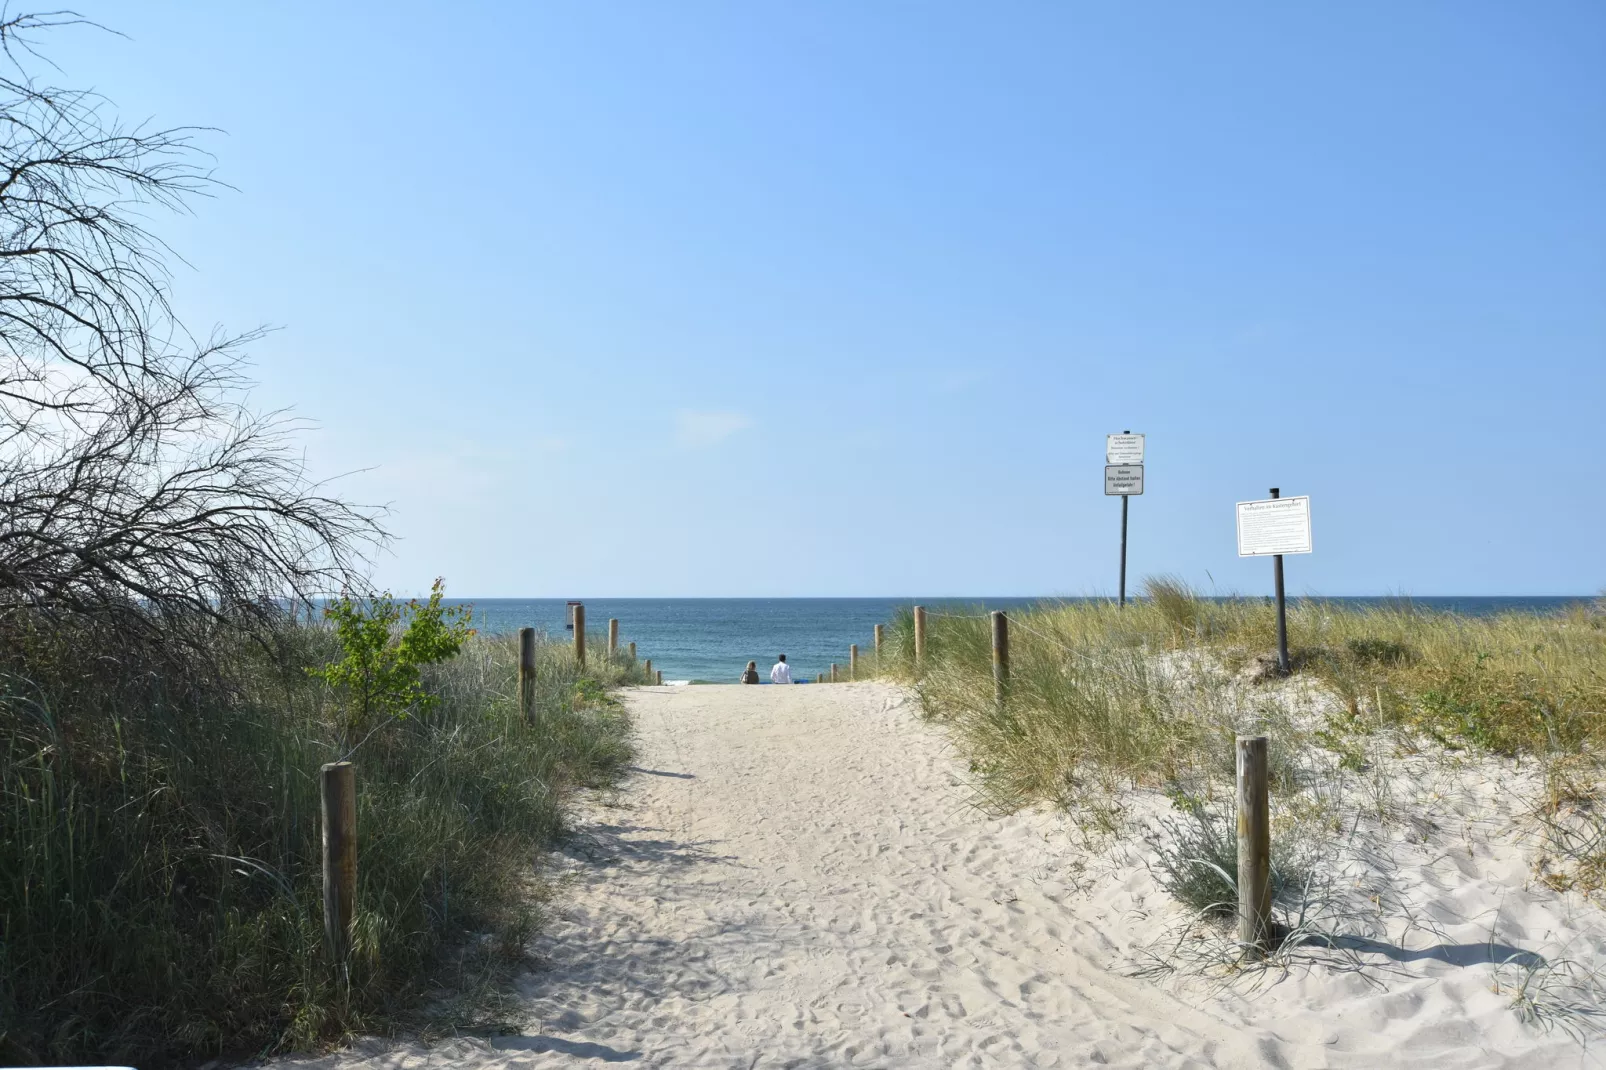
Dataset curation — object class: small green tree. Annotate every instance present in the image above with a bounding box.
[314,578,474,747]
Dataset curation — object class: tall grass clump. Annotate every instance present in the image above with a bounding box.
[0,613,648,1066]
[878,594,1282,824]
[878,583,1606,860]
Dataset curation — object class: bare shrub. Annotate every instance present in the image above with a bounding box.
[0,12,379,657]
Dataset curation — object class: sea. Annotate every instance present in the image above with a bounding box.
[445,596,1595,685]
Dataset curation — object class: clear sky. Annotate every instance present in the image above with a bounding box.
[50,2,1605,597]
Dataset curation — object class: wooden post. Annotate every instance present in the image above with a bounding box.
[320,761,356,963]
[608,618,619,658]
[628,641,636,661]
[573,603,586,668]
[874,623,884,658]
[913,605,927,668]
[518,627,536,720]
[656,669,663,685]
[849,644,858,680]
[644,658,652,682]
[991,610,1009,708]
[831,663,839,683]
[1237,735,1272,956]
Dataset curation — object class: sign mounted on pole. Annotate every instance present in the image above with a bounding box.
[1104,465,1144,496]
[1106,433,1145,466]
[1107,430,1144,609]
[1235,496,1312,557]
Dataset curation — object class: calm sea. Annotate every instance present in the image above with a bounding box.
[446,596,1594,684]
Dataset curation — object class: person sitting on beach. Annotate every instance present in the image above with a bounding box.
[770,654,793,685]
[740,660,761,684]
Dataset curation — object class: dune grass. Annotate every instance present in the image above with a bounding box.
[0,621,647,1067]
[876,582,1606,892]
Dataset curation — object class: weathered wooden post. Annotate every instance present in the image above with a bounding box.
[1237,735,1272,957]
[644,658,652,681]
[874,623,884,659]
[572,603,586,668]
[991,610,1009,708]
[608,618,619,659]
[831,663,839,683]
[320,761,356,963]
[656,669,663,685]
[628,641,637,662]
[849,644,858,680]
[913,605,927,668]
[518,627,536,720]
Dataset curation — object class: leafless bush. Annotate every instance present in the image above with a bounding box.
[0,12,380,655]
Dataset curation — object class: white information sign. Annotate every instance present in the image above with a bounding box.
[1105,465,1144,496]
[1106,433,1145,465]
[1236,496,1312,556]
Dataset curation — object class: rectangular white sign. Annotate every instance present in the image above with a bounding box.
[1236,496,1312,556]
[1105,465,1144,495]
[1106,433,1145,465]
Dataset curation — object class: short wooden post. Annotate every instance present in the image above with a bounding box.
[644,658,652,682]
[913,605,927,667]
[628,641,636,661]
[991,610,1009,708]
[1237,735,1272,956]
[874,623,883,658]
[573,603,586,668]
[831,663,839,683]
[849,644,858,680]
[518,627,536,720]
[608,618,619,658]
[656,669,663,685]
[320,761,356,963]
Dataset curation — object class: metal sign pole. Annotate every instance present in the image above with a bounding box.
[1119,429,1131,608]
[1119,492,1129,608]
[1270,487,1289,674]
[1105,430,1143,609]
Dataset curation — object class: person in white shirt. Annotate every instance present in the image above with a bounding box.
[770,654,793,685]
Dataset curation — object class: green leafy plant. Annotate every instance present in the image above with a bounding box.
[313,578,474,746]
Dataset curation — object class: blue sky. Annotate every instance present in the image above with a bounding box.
[52,2,1605,596]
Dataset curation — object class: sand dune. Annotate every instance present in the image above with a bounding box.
[272,682,1603,1068]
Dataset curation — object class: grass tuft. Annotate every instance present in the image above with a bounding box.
[0,620,648,1067]
[873,585,1606,923]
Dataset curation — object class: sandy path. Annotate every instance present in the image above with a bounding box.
[502,682,1267,1068]
[279,682,1600,1069]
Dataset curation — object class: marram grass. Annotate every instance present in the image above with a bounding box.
[0,624,645,1067]
[875,581,1606,837]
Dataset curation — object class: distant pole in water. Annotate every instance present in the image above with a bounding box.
[518,627,536,720]
[991,610,1009,708]
[608,618,619,658]
[913,606,927,668]
[874,623,884,659]
[1236,735,1272,956]
[573,603,586,668]
[849,644,858,680]
[1271,487,1289,675]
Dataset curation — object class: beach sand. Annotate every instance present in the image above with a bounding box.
[273,682,1604,1068]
